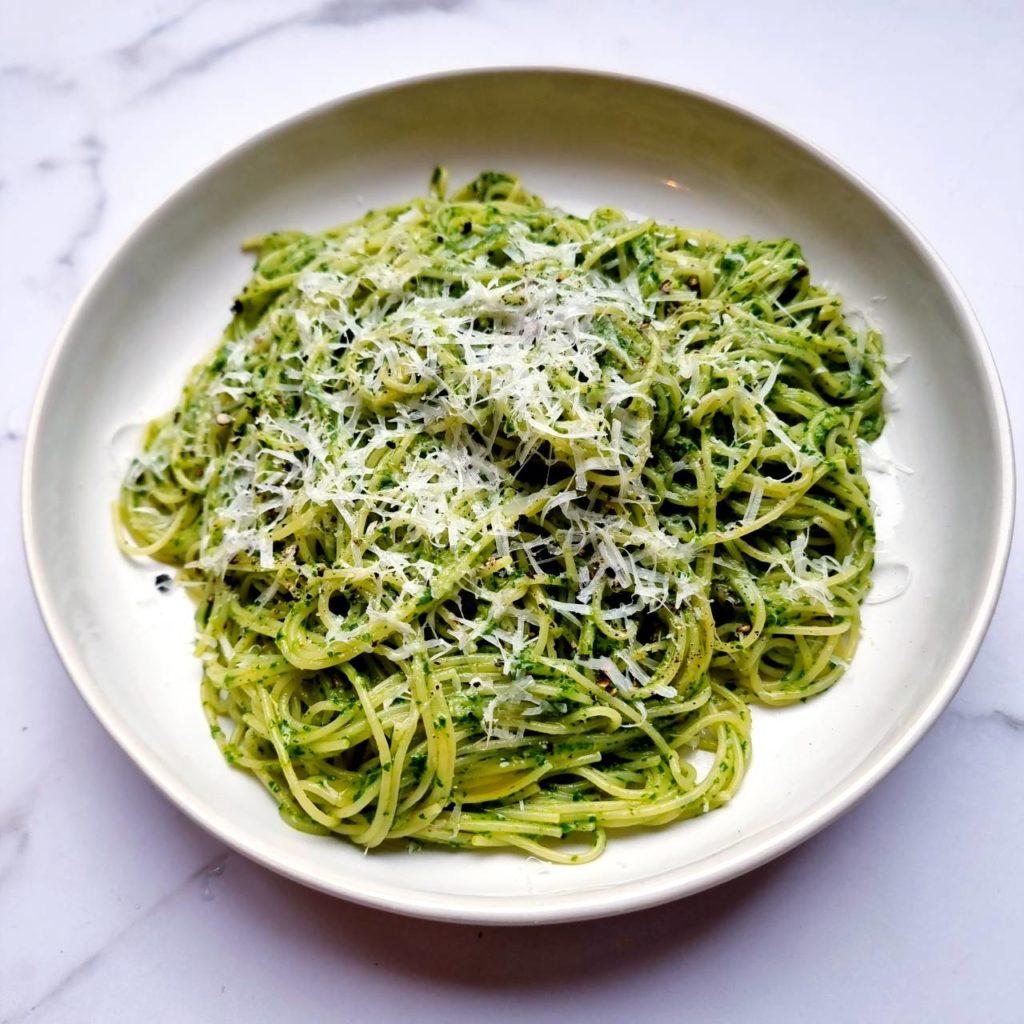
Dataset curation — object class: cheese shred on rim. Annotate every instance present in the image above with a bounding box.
[117,170,886,863]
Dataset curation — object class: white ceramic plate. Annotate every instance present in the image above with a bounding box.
[23,70,1013,924]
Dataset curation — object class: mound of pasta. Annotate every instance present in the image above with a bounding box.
[118,171,885,863]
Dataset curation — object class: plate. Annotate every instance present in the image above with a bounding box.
[22,69,1014,924]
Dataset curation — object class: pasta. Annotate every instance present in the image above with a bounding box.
[117,171,885,863]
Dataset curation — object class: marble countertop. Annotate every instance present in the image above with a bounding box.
[3,1,1022,1021]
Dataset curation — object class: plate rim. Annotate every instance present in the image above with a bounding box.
[21,66,1016,925]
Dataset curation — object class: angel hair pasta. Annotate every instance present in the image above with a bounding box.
[117,170,885,863]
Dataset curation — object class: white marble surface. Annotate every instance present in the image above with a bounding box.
[2,1,1022,1020]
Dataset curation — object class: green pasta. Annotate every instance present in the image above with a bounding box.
[117,170,885,863]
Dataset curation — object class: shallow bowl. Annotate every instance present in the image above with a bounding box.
[23,69,1014,924]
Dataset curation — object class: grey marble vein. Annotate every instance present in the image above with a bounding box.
[0,65,76,94]
[948,707,1024,733]
[312,0,467,27]
[135,17,300,98]
[56,135,107,270]
[136,0,469,98]
[7,851,231,1022]
[111,0,212,66]
[0,798,33,890]
[993,709,1024,731]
